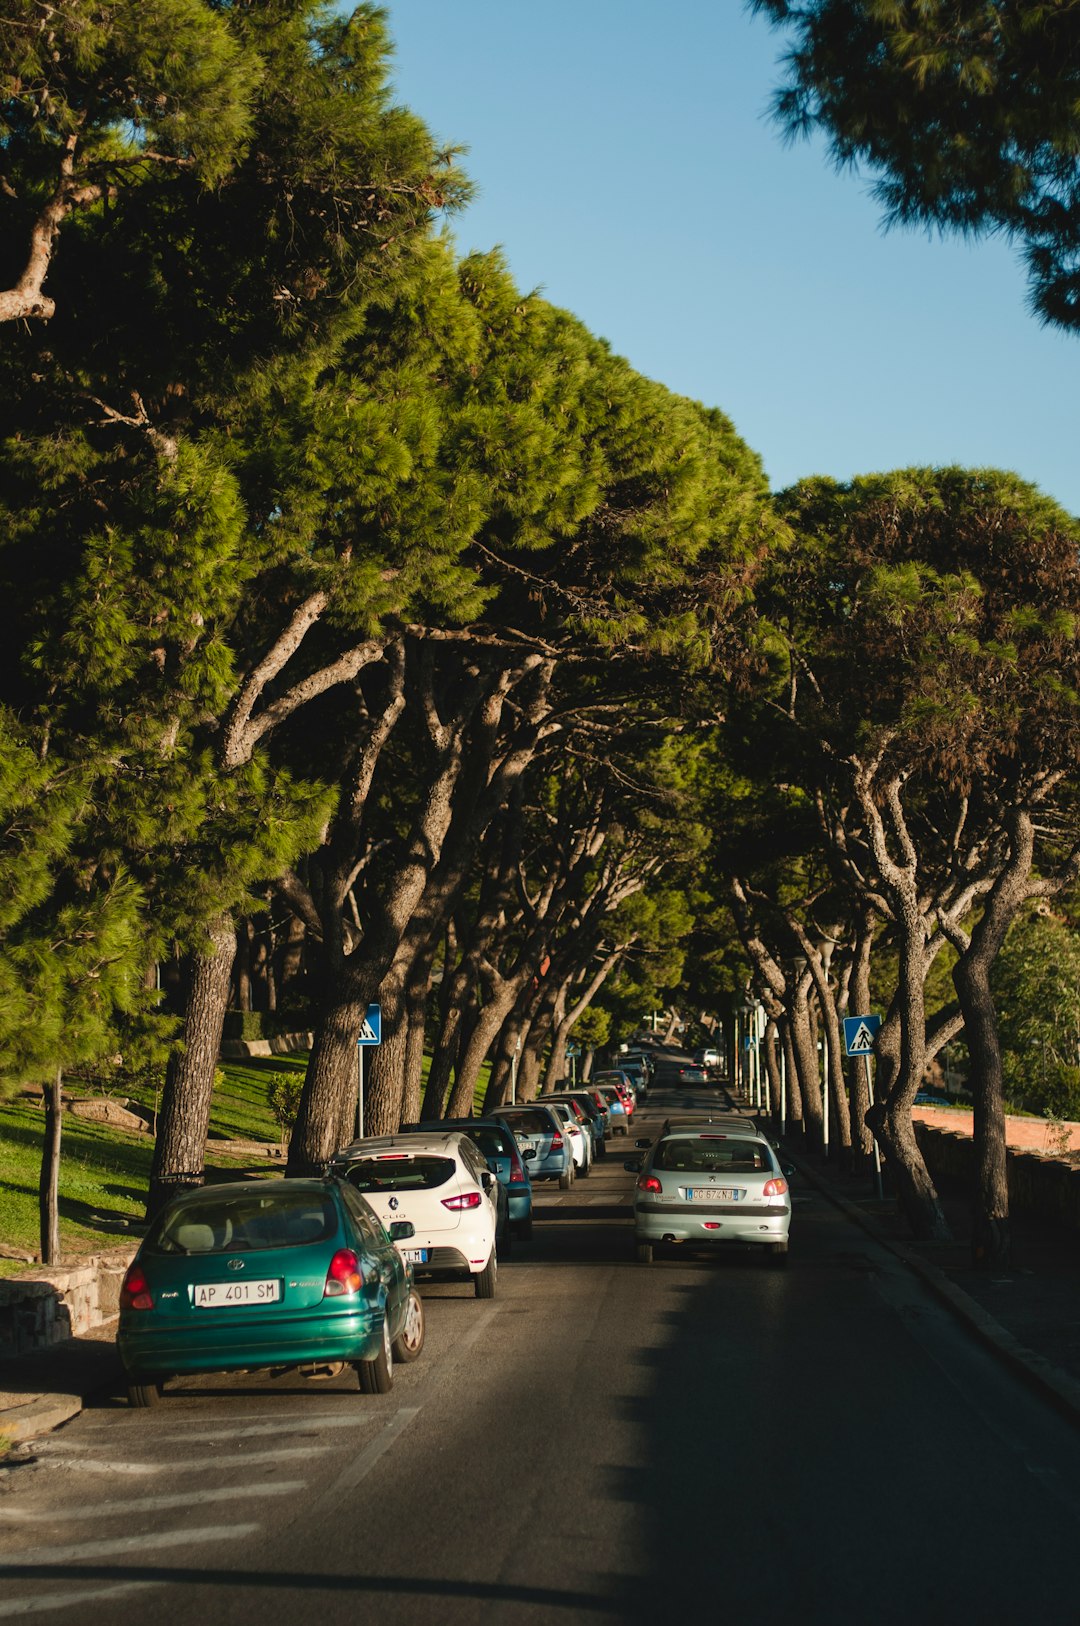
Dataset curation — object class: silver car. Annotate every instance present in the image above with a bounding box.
[628,1126,792,1265]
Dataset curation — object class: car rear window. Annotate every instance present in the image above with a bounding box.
[497,1109,553,1135]
[344,1154,455,1192]
[464,1127,508,1160]
[149,1192,337,1254]
[654,1138,774,1174]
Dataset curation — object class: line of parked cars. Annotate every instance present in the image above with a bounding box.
[115,1076,641,1411]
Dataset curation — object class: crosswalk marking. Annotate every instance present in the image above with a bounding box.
[0,1522,259,1569]
[2,1480,305,1521]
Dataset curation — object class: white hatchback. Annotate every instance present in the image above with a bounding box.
[332,1132,500,1298]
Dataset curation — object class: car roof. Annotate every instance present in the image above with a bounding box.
[659,1116,768,1139]
[397,1118,512,1136]
[335,1132,471,1159]
[162,1177,335,1206]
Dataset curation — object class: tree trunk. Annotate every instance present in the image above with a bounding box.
[781,1020,803,1137]
[763,1020,782,1134]
[39,1068,62,1265]
[364,972,408,1134]
[234,918,253,1012]
[288,985,364,1172]
[402,959,432,1127]
[848,918,876,1170]
[789,982,823,1145]
[147,913,236,1218]
[951,809,1038,1268]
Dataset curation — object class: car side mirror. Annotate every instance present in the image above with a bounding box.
[623,1158,642,1173]
[388,1220,415,1242]
[480,1170,495,1191]
[783,1164,796,1178]
[635,1138,652,1149]
[522,1147,537,1160]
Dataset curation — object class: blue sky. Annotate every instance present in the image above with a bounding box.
[382,0,1078,517]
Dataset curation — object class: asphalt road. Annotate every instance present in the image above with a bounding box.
[3,1086,1080,1625]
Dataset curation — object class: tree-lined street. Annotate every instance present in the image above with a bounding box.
[3,1080,1079,1625]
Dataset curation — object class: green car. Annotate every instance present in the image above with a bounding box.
[118,1178,425,1408]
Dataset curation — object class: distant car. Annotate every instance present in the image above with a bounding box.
[332,1132,500,1297]
[492,1103,576,1189]
[626,1125,792,1265]
[593,1071,637,1116]
[545,1090,608,1157]
[693,1047,722,1069]
[396,1117,531,1245]
[545,1098,592,1176]
[593,1083,630,1135]
[118,1178,424,1407]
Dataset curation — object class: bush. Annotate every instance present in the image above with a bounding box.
[223,1011,267,1042]
[267,1074,304,1149]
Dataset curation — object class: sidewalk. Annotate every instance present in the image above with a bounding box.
[785,1133,1080,1425]
[0,1320,124,1447]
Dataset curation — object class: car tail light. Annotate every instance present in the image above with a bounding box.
[637,1174,663,1194]
[442,1191,482,1210]
[120,1263,154,1311]
[509,1151,527,1183]
[550,1131,564,1151]
[323,1248,363,1296]
[763,1177,789,1197]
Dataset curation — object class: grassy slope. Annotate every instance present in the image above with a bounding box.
[0,1054,490,1269]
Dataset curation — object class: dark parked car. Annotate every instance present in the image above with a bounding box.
[118,1178,424,1408]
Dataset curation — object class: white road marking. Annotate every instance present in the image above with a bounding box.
[0,1580,153,1618]
[28,1459,164,1477]
[0,1522,259,1569]
[317,1406,421,1502]
[3,1481,305,1520]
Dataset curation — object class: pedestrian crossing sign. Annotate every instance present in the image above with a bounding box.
[356,1003,382,1045]
[843,1014,881,1057]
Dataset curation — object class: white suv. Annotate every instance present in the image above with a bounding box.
[332,1132,499,1298]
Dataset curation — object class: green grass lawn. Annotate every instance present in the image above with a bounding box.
[0,1051,491,1269]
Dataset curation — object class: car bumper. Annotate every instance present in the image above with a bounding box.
[508,1188,532,1222]
[634,1199,790,1246]
[118,1304,383,1377]
[412,1245,488,1278]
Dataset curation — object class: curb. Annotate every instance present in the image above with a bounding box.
[1,1394,84,1446]
[788,1147,1080,1429]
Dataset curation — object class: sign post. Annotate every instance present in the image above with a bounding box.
[843,1014,883,1199]
[355,1003,382,1140]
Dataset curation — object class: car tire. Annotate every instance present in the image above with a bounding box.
[391,1288,425,1363]
[768,1242,789,1266]
[515,1216,534,1241]
[474,1251,498,1299]
[498,1221,513,1259]
[558,1166,574,1190]
[579,1156,590,1179]
[357,1314,394,1393]
[127,1378,162,1409]
[636,1241,654,1264]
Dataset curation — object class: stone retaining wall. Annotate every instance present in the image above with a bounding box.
[0,1247,137,1357]
[219,1031,312,1060]
[915,1122,1080,1234]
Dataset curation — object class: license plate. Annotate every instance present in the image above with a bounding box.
[687,1188,741,1202]
[192,1279,280,1307]
[402,1248,429,1264]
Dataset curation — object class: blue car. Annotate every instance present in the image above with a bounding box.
[398,1117,534,1242]
[492,1103,575,1190]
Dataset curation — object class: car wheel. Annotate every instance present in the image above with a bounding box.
[558,1166,574,1190]
[579,1156,590,1179]
[391,1288,425,1363]
[768,1241,789,1267]
[515,1216,534,1241]
[636,1241,654,1264]
[474,1251,498,1299]
[127,1378,162,1409]
[498,1221,513,1259]
[357,1313,394,1393]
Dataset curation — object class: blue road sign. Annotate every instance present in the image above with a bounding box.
[843,1014,881,1057]
[356,1003,382,1045]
